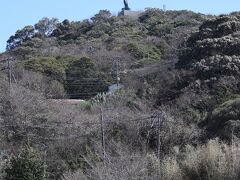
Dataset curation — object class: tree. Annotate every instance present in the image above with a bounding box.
[91,10,112,23]
[65,57,109,99]
[6,25,34,50]
[34,17,59,37]
[4,145,47,180]
[51,19,73,37]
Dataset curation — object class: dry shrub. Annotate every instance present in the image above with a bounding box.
[76,139,240,180]
[161,156,182,180]
[17,70,66,99]
[161,139,240,180]
[144,151,183,180]
[82,143,151,180]
[62,170,87,180]
[181,139,240,180]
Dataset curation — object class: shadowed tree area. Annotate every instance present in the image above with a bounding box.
[65,57,109,99]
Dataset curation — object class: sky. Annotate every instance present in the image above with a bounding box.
[0,0,240,53]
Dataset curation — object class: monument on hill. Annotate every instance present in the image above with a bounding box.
[123,0,130,10]
[119,0,142,18]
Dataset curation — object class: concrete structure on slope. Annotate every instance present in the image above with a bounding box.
[119,10,142,18]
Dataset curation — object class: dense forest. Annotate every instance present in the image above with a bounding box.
[1,8,240,179]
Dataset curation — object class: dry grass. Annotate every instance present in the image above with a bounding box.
[62,170,87,180]
[162,139,240,180]
[60,139,240,180]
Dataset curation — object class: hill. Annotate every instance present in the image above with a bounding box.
[2,9,240,179]
[0,9,209,100]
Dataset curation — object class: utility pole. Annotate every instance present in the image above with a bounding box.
[146,115,156,155]
[112,57,121,91]
[1,58,14,95]
[8,58,12,95]
[116,58,120,90]
[157,112,162,160]
[157,112,163,180]
[100,108,106,166]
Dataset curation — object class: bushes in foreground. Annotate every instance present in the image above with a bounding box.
[3,138,240,180]
[4,145,47,180]
[60,139,240,180]
[162,139,240,180]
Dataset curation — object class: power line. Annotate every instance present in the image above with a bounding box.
[0,123,86,130]
[15,133,92,141]
[0,115,187,130]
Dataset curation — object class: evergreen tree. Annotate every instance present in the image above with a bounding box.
[4,145,47,180]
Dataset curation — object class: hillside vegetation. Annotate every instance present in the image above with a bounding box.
[1,9,208,99]
[1,8,240,180]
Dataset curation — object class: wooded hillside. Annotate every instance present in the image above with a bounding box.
[1,9,240,180]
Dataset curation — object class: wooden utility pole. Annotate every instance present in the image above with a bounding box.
[0,58,13,95]
[146,115,156,155]
[157,113,162,160]
[8,58,12,95]
[116,58,120,90]
[157,112,163,180]
[100,108,106,166]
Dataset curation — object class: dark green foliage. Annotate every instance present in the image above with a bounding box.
[203,97,240,139]
[91,10,112,23]
[51,19,77,40]
[4,146,47,180]
[21,56,110,99]
[65,57,109,99]
[23,57,66,82]
[140,9,205,37]
[7,26,34,50]
[170,14,240,131]
[149,23,173,37]
[11,46,38,59]
[178,14,240,80]
[211,97,240,122]
[125,43,161,62]
[86,22,111,38]
[5,9,207,64]
[139,8,165,25]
